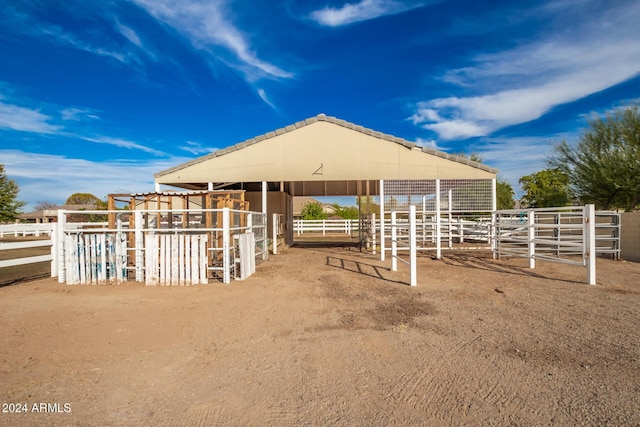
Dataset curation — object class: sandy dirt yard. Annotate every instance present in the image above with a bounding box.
[1,245,639,426]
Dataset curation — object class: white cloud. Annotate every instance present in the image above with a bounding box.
[2,150,188,210]
[132,0,292,80]
[80,135,166,156]
[310,0,425,27]
[179,140,217,156]
[412,1,640,140]
[414,137,441,150]
[257,88,279,111]
[61,107,100,121]
[469,133,574,197]
[0,101,60,133]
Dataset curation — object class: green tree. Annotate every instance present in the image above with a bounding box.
[65,193,106,207]
[496,178,515,210]
[549,104,640,211]
[519,168,572,208]
[301,201,327,220]
[0,165,26,222]
[334,205,359,219]
[65,193,107,222]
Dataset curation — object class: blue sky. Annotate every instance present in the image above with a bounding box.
[1,0,639,210]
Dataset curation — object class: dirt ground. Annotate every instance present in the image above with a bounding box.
[1,244,639,426]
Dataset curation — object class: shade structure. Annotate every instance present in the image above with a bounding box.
[154,114,497,195]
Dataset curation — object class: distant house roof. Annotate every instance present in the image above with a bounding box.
[154,113,497,196]
[293,197,337,216]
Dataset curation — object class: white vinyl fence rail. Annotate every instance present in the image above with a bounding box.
[0,223,55,238]
[0,238,55,270]
[294,219,359,235]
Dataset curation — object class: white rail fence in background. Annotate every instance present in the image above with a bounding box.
[0,223,55,238]
[294,219,359,236]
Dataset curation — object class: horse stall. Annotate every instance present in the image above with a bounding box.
[56,191,268,285]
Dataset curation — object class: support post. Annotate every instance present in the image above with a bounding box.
[528,210,535,269]
[435,179,441,259]
[585,204,596,285]
[380,179,385,261]
[222,207,231,284]
[372,213,377,255]
[491,178,497,255]
[391,211,397,272]
[409,205,417,287]
[57,210,66,283]
[272,213,278,255]
[134,210,144,282]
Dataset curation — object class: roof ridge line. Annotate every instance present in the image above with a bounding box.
[155,113,498,178]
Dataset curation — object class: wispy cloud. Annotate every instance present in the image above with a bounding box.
[0,100,60,133]
[310,0,426,27]
[469,133,574,196]
[2,150,187,208]
[131,0,292,81]
[178,140,217,156]
[0,91,163,156]
[80,135,166,156]
[257,88,279,111]
[61,107,100,122]
[411,1,640,140]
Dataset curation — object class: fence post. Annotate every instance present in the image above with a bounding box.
[391,211,398,271]
[435,179,441,259]
[585,204,596,285]
[409,205,417,287]
[50,226,57,278]
[272,213,278,255]
[222,207,231,284]
[57,210,66,283]
[528,210,535,269]
[372,213,377,255]
[134,210,144,282]
[380,179,385,261]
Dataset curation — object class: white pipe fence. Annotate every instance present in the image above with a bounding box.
[389,206,417,286]
[294,219,358,235]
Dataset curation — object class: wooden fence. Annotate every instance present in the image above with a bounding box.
[56,208,267,285]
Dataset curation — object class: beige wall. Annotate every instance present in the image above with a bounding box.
[156,121,495,185]
[621,213,640,262]
[246,191,293,246]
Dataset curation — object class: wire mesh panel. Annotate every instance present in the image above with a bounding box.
[380,179,495,254]
[383,179,493,212]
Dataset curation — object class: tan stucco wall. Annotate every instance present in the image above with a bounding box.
[621,212,640,262]
[156,121,495,185]
[246,191,293,246]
